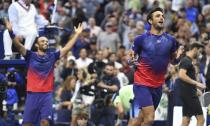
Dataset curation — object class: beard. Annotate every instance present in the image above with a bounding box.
[154,23,164,31]
[39,47,47,52]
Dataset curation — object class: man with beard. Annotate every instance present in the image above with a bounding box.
[128,7,179,126]
[178,43,206,126]
[4,19,83,126]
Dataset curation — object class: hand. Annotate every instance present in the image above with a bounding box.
[127,50,135,64]
[195,82,206,90]
[74,23,83,34]
[98,82,106,88]
[196,89,202,96]
[176,46,184,58]
[128,49,135,58]
[4,18,12,31]
[67,102,72,110]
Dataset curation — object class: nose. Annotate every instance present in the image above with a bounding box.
[160,16,164,21]
[44,40,48,44]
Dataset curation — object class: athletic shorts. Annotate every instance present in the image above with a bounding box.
[132,84,162,118]
[23,92,53,124]
[181,94,203,117]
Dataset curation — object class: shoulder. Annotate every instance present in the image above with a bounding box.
[134,32,148,41]
[112,77,120,83]
[119,85,133,93]
[164,33,177,41]
[8,2,17,10]
[30,4,36,10]
[180,56,192,64]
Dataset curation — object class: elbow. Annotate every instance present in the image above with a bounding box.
[178,73,182,79]
[112,86,119,92]
[178,72,185,80]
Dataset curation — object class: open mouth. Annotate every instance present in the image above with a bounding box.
[43,44,48,48]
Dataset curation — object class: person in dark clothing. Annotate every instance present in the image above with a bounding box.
[200,40,210,91]
[61,59,78,80]
[91,62,120,126]
[56,76,76,124]
[177,42,206,126]
[88,50,106,78]
[77,112,95,126]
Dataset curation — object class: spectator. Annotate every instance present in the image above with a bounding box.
[71,69,92,126]
[72,28,91,59]
[56,75,77,124]
[76,48,93,69]
[3,0,49,60]
[113,67,129,88]
[77,112,95,126]
[87,17,102,38]
[88,50,106,78]
[64,0,86,27]
[61,59,78,81]
[200,40,210,91]
[112,84,139,126]
[92,62,120,126]
[108,52,123,69]
[97,22,120,52]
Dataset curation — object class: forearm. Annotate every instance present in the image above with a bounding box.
[104,85,118,92]
[179,73,198,86]
[8,31,26,56]
[60,32,80,57]
[61,101,71,106]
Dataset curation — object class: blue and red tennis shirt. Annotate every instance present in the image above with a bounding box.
[132,32,178,88]
[25,50,60,92]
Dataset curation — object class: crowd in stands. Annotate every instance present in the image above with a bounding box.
[0,0,210,126]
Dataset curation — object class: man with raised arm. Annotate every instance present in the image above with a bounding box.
[4,19,83,126]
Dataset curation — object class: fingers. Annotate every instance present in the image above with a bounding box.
[128,50,134,58]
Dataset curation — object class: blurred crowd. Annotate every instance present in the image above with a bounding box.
[0,0,210,126]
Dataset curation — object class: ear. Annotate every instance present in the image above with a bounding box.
[148,19,152,24]
[35,43,38,48]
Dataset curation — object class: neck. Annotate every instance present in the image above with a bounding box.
[81,57,86,60]
[37,50,46,56]
[150,26,163,35]
[19,0,29,6]
[186,52,194,59]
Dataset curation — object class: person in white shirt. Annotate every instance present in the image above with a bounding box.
[3,0,48,59]
[87,17,102,38]
[76,48,93,69]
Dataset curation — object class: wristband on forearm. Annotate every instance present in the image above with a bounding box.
[8,30,15,39]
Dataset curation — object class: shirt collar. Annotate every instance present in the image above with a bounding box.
[18,0,30,8]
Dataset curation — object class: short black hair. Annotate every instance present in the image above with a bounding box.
[185,42,204,51]
[34,35,47,43]
[106,62,115,67]
[147,7,164,24]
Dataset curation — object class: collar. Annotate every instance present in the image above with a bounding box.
[18,0,30,11]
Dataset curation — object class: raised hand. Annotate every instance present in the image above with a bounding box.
[74,23,83,34]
